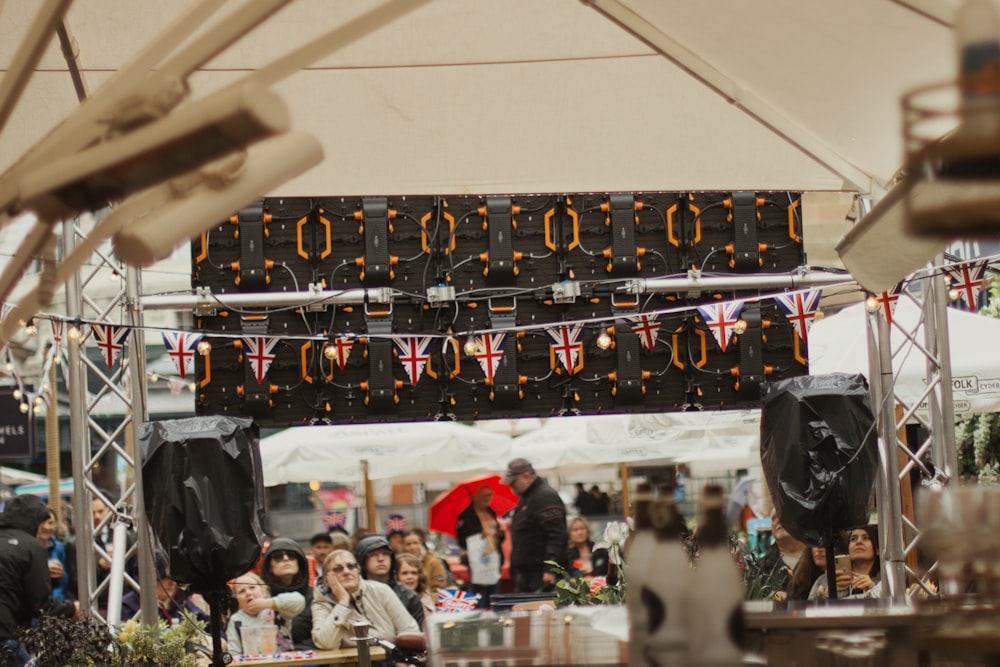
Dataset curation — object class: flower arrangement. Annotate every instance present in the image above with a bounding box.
[21,610,206,667]
[545,520,630,607]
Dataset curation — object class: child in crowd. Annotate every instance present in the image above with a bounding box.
[226,572,303,655]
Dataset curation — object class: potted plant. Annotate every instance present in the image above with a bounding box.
[21,611,206,667]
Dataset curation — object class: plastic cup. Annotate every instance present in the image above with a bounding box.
[259,625,278,654]
[240,625,262,655]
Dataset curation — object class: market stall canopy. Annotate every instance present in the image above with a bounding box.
[808,297,1000,418]
[508,411,761,476]
[0,1,953,198]
[259,421,513,486]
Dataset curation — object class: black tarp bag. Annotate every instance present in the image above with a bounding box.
[759,373,878,547]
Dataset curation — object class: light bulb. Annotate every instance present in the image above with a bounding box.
[463,335,477,356]
[188,382,196,392]
[865,296,880,313]
[19,403,27,413]
[67,324,82,341]
[197,339,212,356]
[323,343,337,360]
[733,319,748,335]
[150,373,159,382]
[24,320,36,336]
[596,331,612,350]
[949,288,962,302]
[32,404,41,414]
[34,396,43,405]
[5,362,12,373]
[12,389,21,400]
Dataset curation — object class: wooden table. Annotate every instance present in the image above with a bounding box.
[235,646,385,666]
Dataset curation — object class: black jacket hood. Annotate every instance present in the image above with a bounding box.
[354,534,397,581]
[261,536,309,591]
[0,495,49,536]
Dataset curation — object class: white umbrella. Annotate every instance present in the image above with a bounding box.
[259,421,512,486]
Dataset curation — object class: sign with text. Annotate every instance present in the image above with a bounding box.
[0,387,34,460]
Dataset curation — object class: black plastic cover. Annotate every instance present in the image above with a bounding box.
[139,416,265,589]
[759,373,878,547]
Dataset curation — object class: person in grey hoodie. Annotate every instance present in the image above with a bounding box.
[260,537,313,648]
[354,534,424,628]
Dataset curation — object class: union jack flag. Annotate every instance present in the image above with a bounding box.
[774,289,824,343]
[324,509,348,531]
[162,331,203,379]
[546,323,584,373]
[329,336,354,370]
[393,336,433,385]
[696,300,745,352]
[437,587,481,612]
[243,336,280,384]
[92,324,130,368]
[473,333,506,382]
[49,319,63,344]
[0,302,13,323]
[385,514,408,534]
[945,260,988,311]
[628,314,661,350]
[874,282,904,326]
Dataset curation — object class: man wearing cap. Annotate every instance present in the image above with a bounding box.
[504,458,568,593]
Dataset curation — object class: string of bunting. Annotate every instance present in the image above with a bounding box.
[0,258,992,399]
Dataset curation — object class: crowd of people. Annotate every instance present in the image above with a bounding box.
[1,454,901,666]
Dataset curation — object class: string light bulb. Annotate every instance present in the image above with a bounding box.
[595,330,612,350]
[463,335,477,356]
[188,382,196,393]
[12,389,21,400]
[323,342,337,360]
[150,373,159,382]
[67,322,82,341]
[865,295,880,313]
[733,319,748,335]
[5,362,12,373]
[32,404,41,414]
[18,403,27,413]
[196,339,212,356]
[949,288,962,302]
[24,319,36,336]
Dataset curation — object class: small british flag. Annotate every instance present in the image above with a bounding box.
[92,324,130,368]
[385,513,408,534]
[393,336,433,385]
[875,282,904,326]
[773,289,824,343]
[324,509,348,531]
[696,300,745,352]
[945,260,988,311]
[162,331,203,379]
[545,323,584,373]
[437,587,481,612]
[243,336,280,384]
[473,333,506,382]
[628,314,661,351]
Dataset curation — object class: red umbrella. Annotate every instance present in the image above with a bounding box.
[428,473,519,536]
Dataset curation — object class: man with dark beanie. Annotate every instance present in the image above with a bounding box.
[354,534,425,627]
[0,495,77,666]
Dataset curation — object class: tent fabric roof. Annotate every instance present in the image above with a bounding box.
[0,1,957,197]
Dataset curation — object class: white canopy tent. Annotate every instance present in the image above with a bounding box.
[0,1,954,200]
[259,420,512,486]
[509,410,761,477]
[808,297,1000,419]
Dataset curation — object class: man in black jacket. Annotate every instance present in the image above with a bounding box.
[504,458,568,593]
[0,495,77,666]
[354,534,425,628]
[260,537,314,649]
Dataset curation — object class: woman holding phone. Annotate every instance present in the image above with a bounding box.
[808,526,882,600]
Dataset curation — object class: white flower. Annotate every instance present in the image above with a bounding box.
[595,521,630,565]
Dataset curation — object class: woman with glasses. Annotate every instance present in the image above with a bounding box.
[312,549,425,665]
[261,537,314,648]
